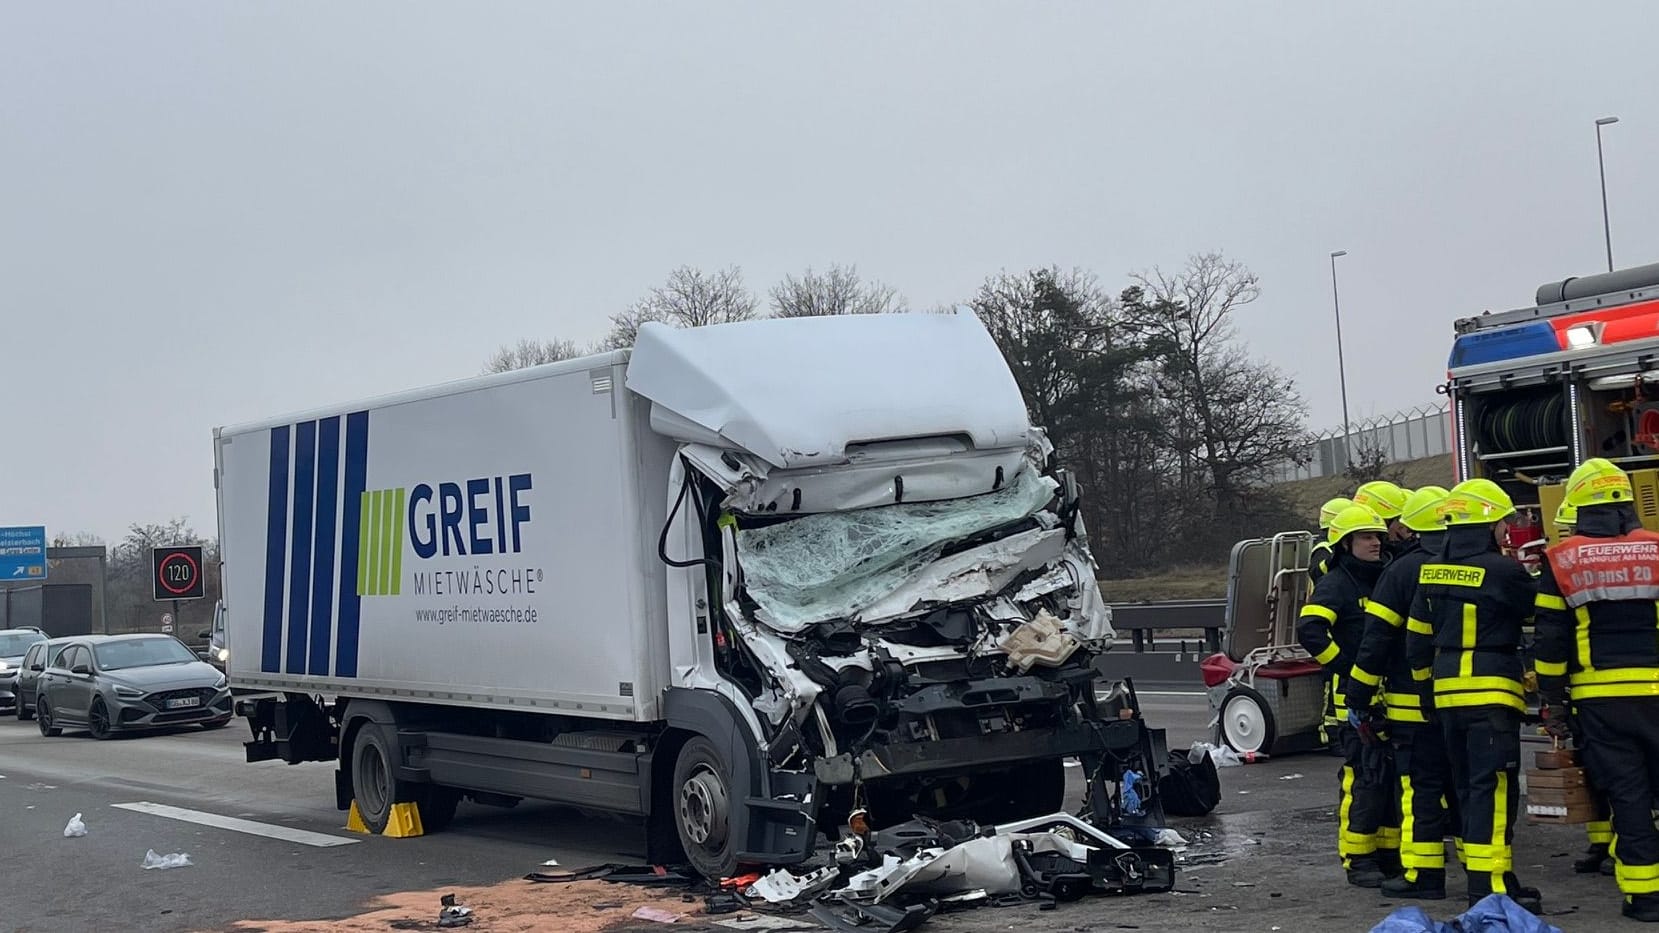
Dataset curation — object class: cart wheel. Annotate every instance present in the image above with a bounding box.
[1220,686,1275,756]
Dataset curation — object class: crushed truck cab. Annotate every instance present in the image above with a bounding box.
[215,311,1166,879]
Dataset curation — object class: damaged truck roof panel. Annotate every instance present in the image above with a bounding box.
[625,311,1033,470]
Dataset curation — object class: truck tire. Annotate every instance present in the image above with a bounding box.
[419,786,461,833]
[672,736,738,880]
[350,722,411,834]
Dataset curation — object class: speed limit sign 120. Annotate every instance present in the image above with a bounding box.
[152,546,205,601]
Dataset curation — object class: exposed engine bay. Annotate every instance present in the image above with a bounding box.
[668,435,1164,831]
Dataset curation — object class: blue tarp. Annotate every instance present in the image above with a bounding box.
[1369,894,1562,933]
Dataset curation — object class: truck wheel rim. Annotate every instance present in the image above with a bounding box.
[358,743,389,817]
[679,766,728,848]
[1223,695,1266,753]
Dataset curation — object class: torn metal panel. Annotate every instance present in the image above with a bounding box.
[851,528,1067,623]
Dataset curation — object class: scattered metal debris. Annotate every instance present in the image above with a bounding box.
[437,893,474,928]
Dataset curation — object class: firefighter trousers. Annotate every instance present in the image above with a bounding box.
[1441,706,1521,899]
[1336,723,1395,868]
[1567,707,1614,852]
[1577,698,1659,898]
[1393,721,1460,880]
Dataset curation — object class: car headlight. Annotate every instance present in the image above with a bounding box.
[214,674,228,691]
[113,685,144,699]
[0,661,10,674]
[215,648,229,662]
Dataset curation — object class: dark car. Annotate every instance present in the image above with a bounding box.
[14,636,72,720]
[36,634,233,739]
[0,628,49,713]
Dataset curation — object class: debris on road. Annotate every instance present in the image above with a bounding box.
[25,782,56,791]
[631,905,684,923]
[140,849,192,870]
[1189,741,1242,767]
[745,866,839,904]
[1279,773,1304,781]
[436,893,473,928]
[1371,893,1564,933]
[63,812,86,837]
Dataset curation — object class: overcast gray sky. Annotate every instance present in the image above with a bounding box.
[3,2,1656,542]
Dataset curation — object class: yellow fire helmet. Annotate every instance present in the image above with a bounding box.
[1554,500,1578,530]
[1399,485,1451,533]
[1327,504,1389,547]
[1563,457,1634,509]
[1318,496,1355,530]
[1353,480,1410,521]
[1440,478,1517,526]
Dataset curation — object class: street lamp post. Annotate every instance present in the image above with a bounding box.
[1330,250,1353,471]
[1596,116,1619,272]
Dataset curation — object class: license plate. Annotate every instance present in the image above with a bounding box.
[166,697,201,709]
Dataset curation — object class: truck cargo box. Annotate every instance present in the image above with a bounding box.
[215,353,679,720]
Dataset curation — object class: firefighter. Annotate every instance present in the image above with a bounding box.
[1310,496,1354,588]
[1405,478,1541,912]
[1346,485,1454,899]
[1299,504,1393,886]
[1549,501,1616,877]
[1354,480,1415,558]
[1535,459,1659,922]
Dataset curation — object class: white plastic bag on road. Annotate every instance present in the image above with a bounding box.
[141,849,192,870]
[63,813,86,838]
[1189,741,1242,767]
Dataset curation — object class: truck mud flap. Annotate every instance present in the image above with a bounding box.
[737,769,817,866]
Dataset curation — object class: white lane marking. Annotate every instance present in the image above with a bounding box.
[111,802,359,847]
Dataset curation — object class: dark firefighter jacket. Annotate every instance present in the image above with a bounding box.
[1534,503,1659,704]
[1346,531,1445,724]
[1405,525,1537,713]
[1298,548,1387,718]
[1309,539,1334,589]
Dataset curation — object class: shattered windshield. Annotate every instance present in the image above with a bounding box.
[734,468,1058,632]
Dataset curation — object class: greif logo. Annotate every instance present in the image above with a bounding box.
[358,488,406,596]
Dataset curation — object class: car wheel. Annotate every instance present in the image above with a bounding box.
[87,699,114,740]
[672,736,738,880]
[37,699,62,737]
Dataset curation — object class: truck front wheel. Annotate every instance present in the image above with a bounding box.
[673,736,738,880]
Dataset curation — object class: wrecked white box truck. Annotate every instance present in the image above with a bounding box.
[214,311,1168,877]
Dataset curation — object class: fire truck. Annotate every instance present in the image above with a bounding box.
[1206,259,1659,757]
[1447,259,1659,550]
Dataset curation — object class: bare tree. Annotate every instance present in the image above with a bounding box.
[769,264,907,318]
[1132,252,1274,519]
[482,338,586,374]
[602,266,758,349]
[50,531,107,548]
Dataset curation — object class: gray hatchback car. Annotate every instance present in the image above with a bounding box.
[36,634,233,739]
[0,628,48,713]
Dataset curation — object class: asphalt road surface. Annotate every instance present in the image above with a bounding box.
[0,694,1629,932]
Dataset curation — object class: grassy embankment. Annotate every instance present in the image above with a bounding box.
[1098,454,1454,602]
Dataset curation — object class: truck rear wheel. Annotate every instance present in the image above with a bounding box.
[350,723,406,834]
[673,736,738,880]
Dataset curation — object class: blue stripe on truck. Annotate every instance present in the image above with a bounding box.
[285,420,317,675]
[260,425,291,673]
[308,415,341,676]
[335,411,369,678]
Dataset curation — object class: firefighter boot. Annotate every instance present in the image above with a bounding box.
[1574,844,1610,874]
[1382,869,1446,900]
[1624,894,1659,923]
[1376,849,1403,880]
[1346,856,1387,888]
[1501,874,1543,915]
